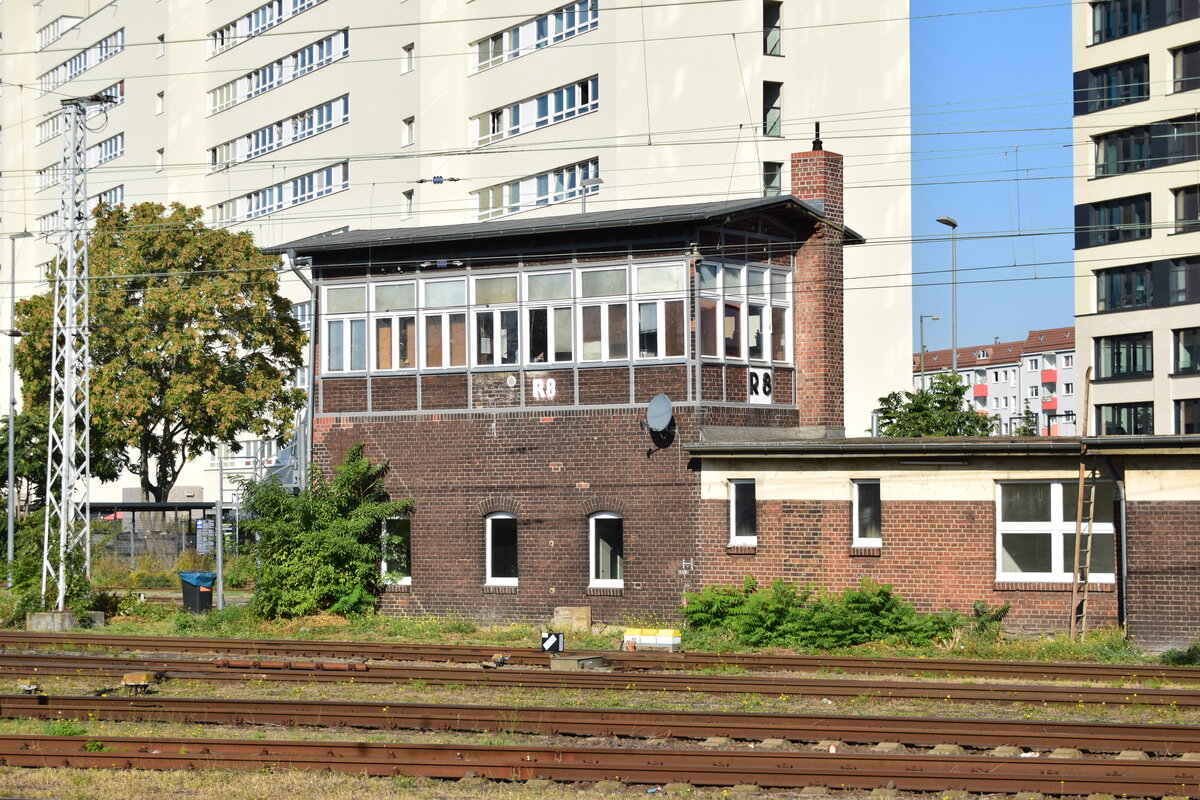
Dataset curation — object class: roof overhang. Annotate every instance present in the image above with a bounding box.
[684,435,1200,459]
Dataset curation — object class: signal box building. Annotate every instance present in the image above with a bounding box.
[274,148,857,621]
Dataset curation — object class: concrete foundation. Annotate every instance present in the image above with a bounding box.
[26,611,77,632]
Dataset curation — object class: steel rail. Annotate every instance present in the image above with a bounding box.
[6,693,1200,753]
[3,733,1199,794]
[1,651,1199,707]
[0,631,1194,684]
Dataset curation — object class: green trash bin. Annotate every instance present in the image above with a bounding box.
[178,571,215,613]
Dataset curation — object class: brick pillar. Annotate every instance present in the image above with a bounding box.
[790,150,845,436]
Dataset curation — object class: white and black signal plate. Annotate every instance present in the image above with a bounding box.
[541,632,564,652]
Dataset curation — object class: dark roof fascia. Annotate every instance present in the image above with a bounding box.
[265,196,866,259]
[686,436,1200,458]
[1082,436,1200,454]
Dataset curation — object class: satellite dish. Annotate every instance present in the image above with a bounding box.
[646,394,673,433]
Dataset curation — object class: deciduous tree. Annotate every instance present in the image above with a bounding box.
[15,202,306,502]
[872,372,998,437]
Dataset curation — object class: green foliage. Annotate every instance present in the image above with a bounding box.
[223,553,256,589]
[1162,643,1200,665]
[15,201,307,503]
[241,444,411,619]
[1,509,96,626]
[83,739,110,752]
[1012,401,1040,437]
[171,604,255,635]
[971,600,1011,641]
[681,578,963,650]
[872,372,998,437]
[44,719,87,737]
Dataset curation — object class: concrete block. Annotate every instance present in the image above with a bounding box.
[991,745,1024,757]
[759,738,787,749]
[550,606,591,630]
[26,611,76,632]
[702,737,731,748]
[871,742,907,754]
[1178,752,1200,761]
[930,744,966,756]
[86,610,105,627]
[548,655,606,671]
[663,783,693,794]
[1116,750,1149,760]
[1048,748,1082,759]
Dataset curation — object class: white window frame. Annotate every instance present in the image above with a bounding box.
[1028,358,1040,371]
[852,479,882,548]
[728,479,757,546]
[381,516,412,586]
[485,512,519,586]
[371,313,417,372]
[324,316,368,373]
[995,481,1116,583]
[421,311,468,370]
[588,512,624,589]
[635,298,688,360]
[1063,354,1074,367]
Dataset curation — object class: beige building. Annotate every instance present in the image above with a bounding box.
[0,0,913,502]
[1072,1,1200,435]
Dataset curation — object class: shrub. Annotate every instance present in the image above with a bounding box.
[174,549,214,573]
[223,553,255,589]
[1162,643,1200,666]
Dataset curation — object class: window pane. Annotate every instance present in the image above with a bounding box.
[747,305,766,359]
[326,286,366,313]
[609,303,628,359]
[425,316,443,367]
[529,308,549,363]
[582,268,626,297]
[476,312,495,363]
[397,316,414,368]
[747,270,766,297]
[327,320,344,371]
[771,306,787,361]
[500,309,519,364]
[594,517,623,580]
[724,302,742,358]
[700,299,718,356]
[552,307,572,361]
[772,271,788,301]
[856,481,881,540]
[582,305,603,360]
[375,283,414,311]
[476,276,518,304]
[1001,533,1052,573]
[349,319,367,371]
[638,302,658,358]
[383,518,411,580]
[426,279,466,308]
[449,313,466,366]
[376,319,393,370]
[664,300,685,357]
[1001,483,1051,522]
[489,516,518,579]
[734,481,756,538]
[723,266,743,294]
[529,272,572,300]
[637,264,685,293]
[1061,481,1115,524]
[1062,531,1115,575]
[699,263,719,290]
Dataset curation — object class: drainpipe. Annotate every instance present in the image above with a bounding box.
[1103,456,1127,629]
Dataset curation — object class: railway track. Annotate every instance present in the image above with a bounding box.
[3,732,1198,794]
[6,693,1200,753]
[1,651,1199,706]
[1,630,1194,684]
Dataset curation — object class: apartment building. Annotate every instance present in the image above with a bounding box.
[1072,0,1200,435]
[0,0,912,503]
[914,327,1077,435]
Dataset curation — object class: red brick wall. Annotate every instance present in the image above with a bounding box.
[697,497,1116,633]
[1125,501,1200,650]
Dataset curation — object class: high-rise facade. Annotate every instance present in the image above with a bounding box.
[1,0,912,501]
[1073,1,1200,435]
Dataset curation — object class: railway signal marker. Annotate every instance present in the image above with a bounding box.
[541,633,564,652]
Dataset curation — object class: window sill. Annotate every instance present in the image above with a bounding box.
[586,586,623,596]
[1170,370,1200,377]
[482,584,518,594]
[383,582,411,593]
[849,546,881,557]
[726,544,757,555]
[1092,374,1153,384]
[993,580,1114,592]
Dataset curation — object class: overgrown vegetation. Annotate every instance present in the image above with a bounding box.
[239,444,411,619]
[1162,642,1200,665]
[682,577,962,649]
[872,372,998,436]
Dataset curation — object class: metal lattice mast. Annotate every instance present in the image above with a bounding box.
[41,97,101,610]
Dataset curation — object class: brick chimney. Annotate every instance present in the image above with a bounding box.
[790,146,845,437]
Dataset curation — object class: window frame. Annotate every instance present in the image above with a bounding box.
[995,481,1116,584]
[485,512,519,586]
[381,516,412,586]
[852,479,882,548]
[728,479,758,547]
[588,512,624,589]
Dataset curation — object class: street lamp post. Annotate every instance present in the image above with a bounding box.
[4,232,32,587]
[935,216,959,374]
[919,314,940,390]
[580,177,604,213]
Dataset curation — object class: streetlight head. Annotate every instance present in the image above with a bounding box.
[935,216,958,229]
[581,177,604,188]
[931,315,940,321]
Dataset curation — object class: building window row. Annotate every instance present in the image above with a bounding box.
[38,29,125,95]
[1074,193,1150,248]
[37,16,82,50]
[36,81,126,146]
[1178,326,1200,373]
[473,0,598,73]
[321,260,792,375]
[998,481,1115,582]
[1094,112,1200,177]
[1179,398,1200,433]
[1073,56,1148,116]
[208,30,348,114]
[381,511,623,589]
[1096,257,1200,310]
[36,164,60,192]
[91,185,125,210]
[88,133,125,168]
[210,95,349,170]
[477,158,599,220]
[1091,0,1199,44]
[474,76,598,146]
[211,162,348,224]
[1095,331,1153,379]
[209,0,328,56]
[1098,402,1153,434]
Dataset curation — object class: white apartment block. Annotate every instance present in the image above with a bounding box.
[1073,0,1200,435]
[0,0,912,503]
[914,327,1078,436]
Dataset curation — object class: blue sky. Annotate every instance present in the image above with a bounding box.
[910,1,1074,352]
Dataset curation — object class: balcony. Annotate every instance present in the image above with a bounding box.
[1042,396,1058,411]
[973,384,988,398]
[1041,368,1057,384]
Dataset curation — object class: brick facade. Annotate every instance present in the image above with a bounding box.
[1125,500,1200,650]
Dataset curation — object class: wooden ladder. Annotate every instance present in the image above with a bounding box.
[1069,367,1095,640]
